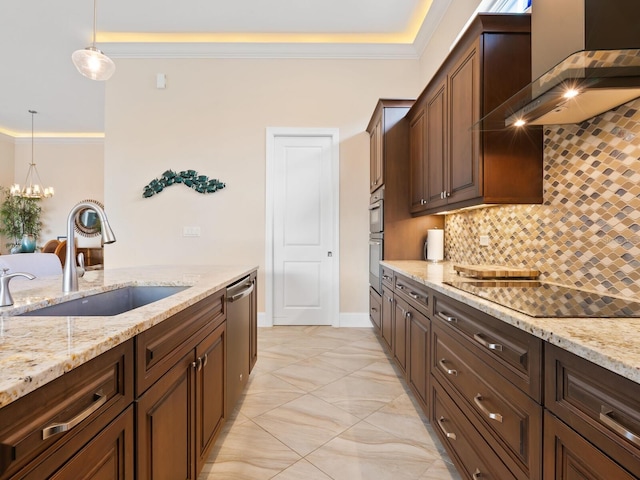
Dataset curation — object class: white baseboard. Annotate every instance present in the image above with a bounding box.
[257,312,372,328]
[338,312,372,328]
[257,312,269,327]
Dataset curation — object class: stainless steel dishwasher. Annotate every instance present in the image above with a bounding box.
[225,274,255,415]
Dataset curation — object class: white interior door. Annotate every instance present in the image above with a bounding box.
[266,129,339,326]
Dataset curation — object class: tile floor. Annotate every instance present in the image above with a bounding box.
[198,326,461,480]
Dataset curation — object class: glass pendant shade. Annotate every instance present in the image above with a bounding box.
[72,46,115,81]
[72,0,115,81]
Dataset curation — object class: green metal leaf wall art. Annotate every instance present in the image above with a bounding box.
[143,170,226,198]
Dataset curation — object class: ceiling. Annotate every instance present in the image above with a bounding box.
[0,0,448,137]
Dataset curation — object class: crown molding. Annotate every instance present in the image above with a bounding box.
[13,137,104,145]
[105,41,421,60]
[413,0,453,57]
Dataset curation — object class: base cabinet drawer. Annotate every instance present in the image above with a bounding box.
[433,291,542,401]
[0,340,134,480]
[545,343,640,477]
[432,323,541,479]
[431,378,517,480]
[544,410,637,480]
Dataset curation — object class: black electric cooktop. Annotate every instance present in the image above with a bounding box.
[443,280,640,318]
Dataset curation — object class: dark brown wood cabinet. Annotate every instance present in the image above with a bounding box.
[367,99,444,259]
[369,113,383,192]
[135,292,227,480]
[544,343,640,479]
[408,14,543,215]
[369,286,382,331]
[381,284,394,352]
[407,303,430,411]
[0,340,134,480]
[393,296,410,374]
[430,290,543,480]
[544,410,637,480]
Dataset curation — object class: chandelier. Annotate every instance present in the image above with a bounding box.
[10,110,54,199]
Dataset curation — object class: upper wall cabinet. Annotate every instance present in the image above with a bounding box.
[367,99,414,194]
[409,14,544,215]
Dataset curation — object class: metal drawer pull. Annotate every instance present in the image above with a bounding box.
[439,358,458,376]
[600,405,640,447]
[473,333,503,352]
[202,353,208,368]
[437,311,457,323]
[472,468,482,480]
[437,416,457,440]
[405,311,412,320]
[474,394,503,423]
[382,275,392,281]
[42,390,106,440]
[396,283,406,290]
[371,307,378,312]
[386,296,393,303]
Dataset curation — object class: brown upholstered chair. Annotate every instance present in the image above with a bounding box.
[42,239,60,254]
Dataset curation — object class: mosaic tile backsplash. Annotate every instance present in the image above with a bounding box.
[446,98,640,299]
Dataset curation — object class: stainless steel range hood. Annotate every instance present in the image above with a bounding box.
[479,0,640,130]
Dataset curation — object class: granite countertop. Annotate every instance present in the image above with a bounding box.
[0,264,257,408]
[381,260,640,384]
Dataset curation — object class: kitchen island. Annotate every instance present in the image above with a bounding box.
[380,260,640,480]
[0,264,257,480]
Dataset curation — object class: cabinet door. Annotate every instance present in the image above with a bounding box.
[47,407,134,480]
[393,297,410,374]
[381,286,394,353]
[425,78,448,209]
[196,323,226,474]
[137,351,196,480]
[409,105,427,213]
[370,117,383,192]
[369,287,382,331]
[408,309,430,411]
[448,40,481,204]
[544,411,636,480]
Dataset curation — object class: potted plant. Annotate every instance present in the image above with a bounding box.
[0,187,42,253]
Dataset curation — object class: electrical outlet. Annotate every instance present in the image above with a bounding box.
[479,235,489,247]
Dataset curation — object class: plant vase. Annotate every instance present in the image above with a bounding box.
[20,234,36,253]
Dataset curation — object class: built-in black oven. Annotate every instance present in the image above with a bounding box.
[369,233,383,293]
[369,187,384,234]
[369,188,384,293]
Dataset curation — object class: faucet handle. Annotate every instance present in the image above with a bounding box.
[1,268,9,276]
[77,252,85,278]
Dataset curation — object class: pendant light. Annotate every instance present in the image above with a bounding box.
[10,110,54,199]
[71,0,115,81]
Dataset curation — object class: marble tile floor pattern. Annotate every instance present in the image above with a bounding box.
[198,326,461,480]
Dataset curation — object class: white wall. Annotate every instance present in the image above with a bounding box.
[0,133,16,249]
[12,139,104,249]
[417,0,485,85]
[104,58,422,312]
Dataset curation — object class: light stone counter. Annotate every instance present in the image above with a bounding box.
[0,264,257,408]
[382,260,640,385]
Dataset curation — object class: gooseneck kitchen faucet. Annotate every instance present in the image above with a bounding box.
[63,201,116,293]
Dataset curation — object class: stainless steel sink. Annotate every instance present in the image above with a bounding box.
[20,285,190,317]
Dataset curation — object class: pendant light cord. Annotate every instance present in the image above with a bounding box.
[92,0,97,47]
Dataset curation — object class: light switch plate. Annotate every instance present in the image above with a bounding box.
[183,226,201,237]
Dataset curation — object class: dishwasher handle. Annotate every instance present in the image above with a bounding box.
[228,279,254,303]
